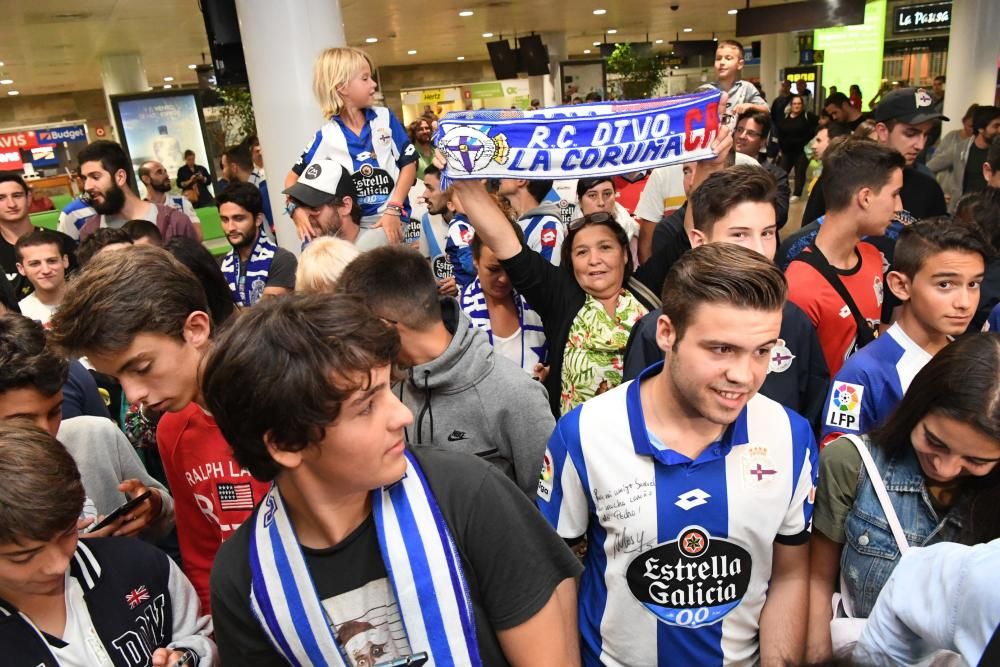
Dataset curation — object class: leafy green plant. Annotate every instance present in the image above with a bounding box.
[216,86,257,145]
[606,43,665,99]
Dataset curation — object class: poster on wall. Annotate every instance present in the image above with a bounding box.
[110,90,212,194]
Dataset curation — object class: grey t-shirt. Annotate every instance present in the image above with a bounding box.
[264,246,298,290]
[354,226,390,252]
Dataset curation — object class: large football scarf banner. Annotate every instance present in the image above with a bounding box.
[434,89,721,182]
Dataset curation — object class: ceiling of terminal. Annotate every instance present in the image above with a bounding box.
[0,0,791,97]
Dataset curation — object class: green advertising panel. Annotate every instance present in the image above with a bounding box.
[814,0,887,109]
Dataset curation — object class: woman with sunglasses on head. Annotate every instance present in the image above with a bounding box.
[455,188,650,416]
[805,333,1000,663]
[445,128,734,417]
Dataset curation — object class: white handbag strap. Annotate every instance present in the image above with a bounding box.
[844,435,910,554]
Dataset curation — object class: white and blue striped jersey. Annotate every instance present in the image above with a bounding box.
[517,203,565,266]
[537,362,818,666]
[57,197,96,241]
[292,107,418,226]
[820,323,932,445]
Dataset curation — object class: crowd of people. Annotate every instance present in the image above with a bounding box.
[0,39,999,667]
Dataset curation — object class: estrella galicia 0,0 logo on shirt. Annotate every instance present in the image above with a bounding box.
[626,525,751,627]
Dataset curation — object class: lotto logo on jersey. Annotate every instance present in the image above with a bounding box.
[626,525,751,628]
[540,228,557,247]
[826,382,864,430]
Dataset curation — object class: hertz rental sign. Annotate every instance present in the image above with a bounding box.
[893,2,951,34]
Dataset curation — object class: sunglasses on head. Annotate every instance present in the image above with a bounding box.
[568,211,613,231]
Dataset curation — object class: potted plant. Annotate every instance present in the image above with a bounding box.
[606,43,665,99]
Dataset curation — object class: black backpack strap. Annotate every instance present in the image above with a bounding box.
[627,275,661,310]
[978,623,1000,666]
[792,245,877,348]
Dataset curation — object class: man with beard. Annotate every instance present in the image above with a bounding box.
[282,159,388,251]
[67,141,198,244]
[138,160,201,230]
[217,182,296,307]
[0,174,77,300]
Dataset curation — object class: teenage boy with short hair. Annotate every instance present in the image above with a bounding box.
[0,173,77,299]
[626,165,829,428]
[203,294,582,665]
[540,243,818,666]
[820,219,988,444]
[68,140,198,243]
[49,246,271,613]
[337,245,554,496]
[0,421,216,666]
[217,182,297,306]
[785,139,905,377]
[713,39,768,118]
[0,314,173,539]
[15,229,69,327]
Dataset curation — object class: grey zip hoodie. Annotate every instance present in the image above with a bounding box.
[399,298,554,496]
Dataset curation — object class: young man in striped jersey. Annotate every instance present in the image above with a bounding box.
[538,243,818,666]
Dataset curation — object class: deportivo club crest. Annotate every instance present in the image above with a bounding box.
[439,126,510,173]
[768,339,795,374]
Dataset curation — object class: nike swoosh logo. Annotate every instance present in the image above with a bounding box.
[447,432,468,442]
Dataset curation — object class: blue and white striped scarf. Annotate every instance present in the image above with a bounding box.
[249,450,482,667]
[459,278,547,372]
[221,233,277,307]
[434,89,721,185]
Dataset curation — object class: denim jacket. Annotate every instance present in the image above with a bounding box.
[841,439,964,617]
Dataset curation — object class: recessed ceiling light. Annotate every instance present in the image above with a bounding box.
[408,49,417,55]
[482,32,494,38]
[655,39,663,44]
[728,9,738,15]
[7,90,18,96]
[593,8,606,15]
[0,79,12,85]
[366,37,379,43]
[584,49,592,54]
[0,62,4,67]
[163,76,174,82]
[457,56,465,60]
[593,41,601,46]
[607,28,617,34]
[683,27,693,32]
[188,64,197,70]
[163,84,173,89]
[459,10,474,17]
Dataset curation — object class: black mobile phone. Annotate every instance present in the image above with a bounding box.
[374,653,429,667]
[85,490,152,533]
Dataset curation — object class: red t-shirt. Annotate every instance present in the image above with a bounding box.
[613,172,651,215]
[785,242,884,377]
[157,402,270,613]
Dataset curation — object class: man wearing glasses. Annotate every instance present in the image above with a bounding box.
[734,111,790,231]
